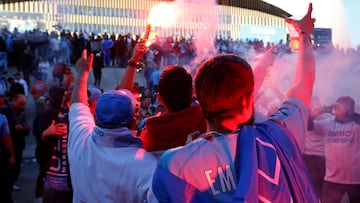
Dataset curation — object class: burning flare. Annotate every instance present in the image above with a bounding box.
[148,2,176,27]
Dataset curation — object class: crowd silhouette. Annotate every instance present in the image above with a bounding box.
[0,3,359,203]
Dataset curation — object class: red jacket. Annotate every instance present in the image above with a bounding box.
[140,104,207,151]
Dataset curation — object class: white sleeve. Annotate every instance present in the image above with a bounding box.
[68,103,95,151]
[313,118,332,135]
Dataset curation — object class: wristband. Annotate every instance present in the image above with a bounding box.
[128,60,145,72]
[128,60,140,67]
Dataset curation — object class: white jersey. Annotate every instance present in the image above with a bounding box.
[304,113,334,156]
[68,103,157,203]
[313,119,360,184]
[304,130,325,156]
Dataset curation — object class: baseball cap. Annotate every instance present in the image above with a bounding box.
[95,89,136,128]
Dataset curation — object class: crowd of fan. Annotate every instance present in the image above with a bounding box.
[2,26,358,75]
[1,4,360,202]
[1,26,360,126]
[0,26,359,117]
[0,26,359,74]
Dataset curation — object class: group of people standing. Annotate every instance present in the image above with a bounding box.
[0,93,28,203]
[67,4,357,203]
[1,3,359,203]
[0,41,76,203]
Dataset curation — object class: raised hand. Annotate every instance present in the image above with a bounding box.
[254,45,277,67]
[129,39,147,62]
[75,49,94,74]
[285,3,316,35]
[253,45,277,97]
[284,2,316,108]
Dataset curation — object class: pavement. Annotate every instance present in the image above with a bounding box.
[9,65,146,203]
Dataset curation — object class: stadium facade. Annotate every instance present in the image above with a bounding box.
[0,0,291,43]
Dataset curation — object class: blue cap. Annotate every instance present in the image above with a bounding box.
[95,89,136,128]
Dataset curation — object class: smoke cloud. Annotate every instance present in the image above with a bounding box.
[258,49,360,112]
[172,0,219,74]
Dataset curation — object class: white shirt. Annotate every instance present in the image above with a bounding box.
[304,113,334,156]
[313,119,360,184]
[68,103,157,203]
[38,61,50,73]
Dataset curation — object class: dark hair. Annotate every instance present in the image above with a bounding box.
[194,54,254,122]
[336,96,355,116]
[141,95,152,103]
[49,85,65,109]
[7,77,14,83]
[159,66,193,112]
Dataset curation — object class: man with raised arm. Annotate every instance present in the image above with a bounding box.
[148,3,319,203]
[68,41,157,203]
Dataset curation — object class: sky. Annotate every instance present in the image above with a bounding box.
[263,0,360,49]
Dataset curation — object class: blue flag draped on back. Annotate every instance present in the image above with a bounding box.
[233,120,319,202]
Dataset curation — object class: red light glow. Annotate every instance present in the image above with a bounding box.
[148,2,176,27]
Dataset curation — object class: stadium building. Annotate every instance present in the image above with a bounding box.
[0,0,291,43]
